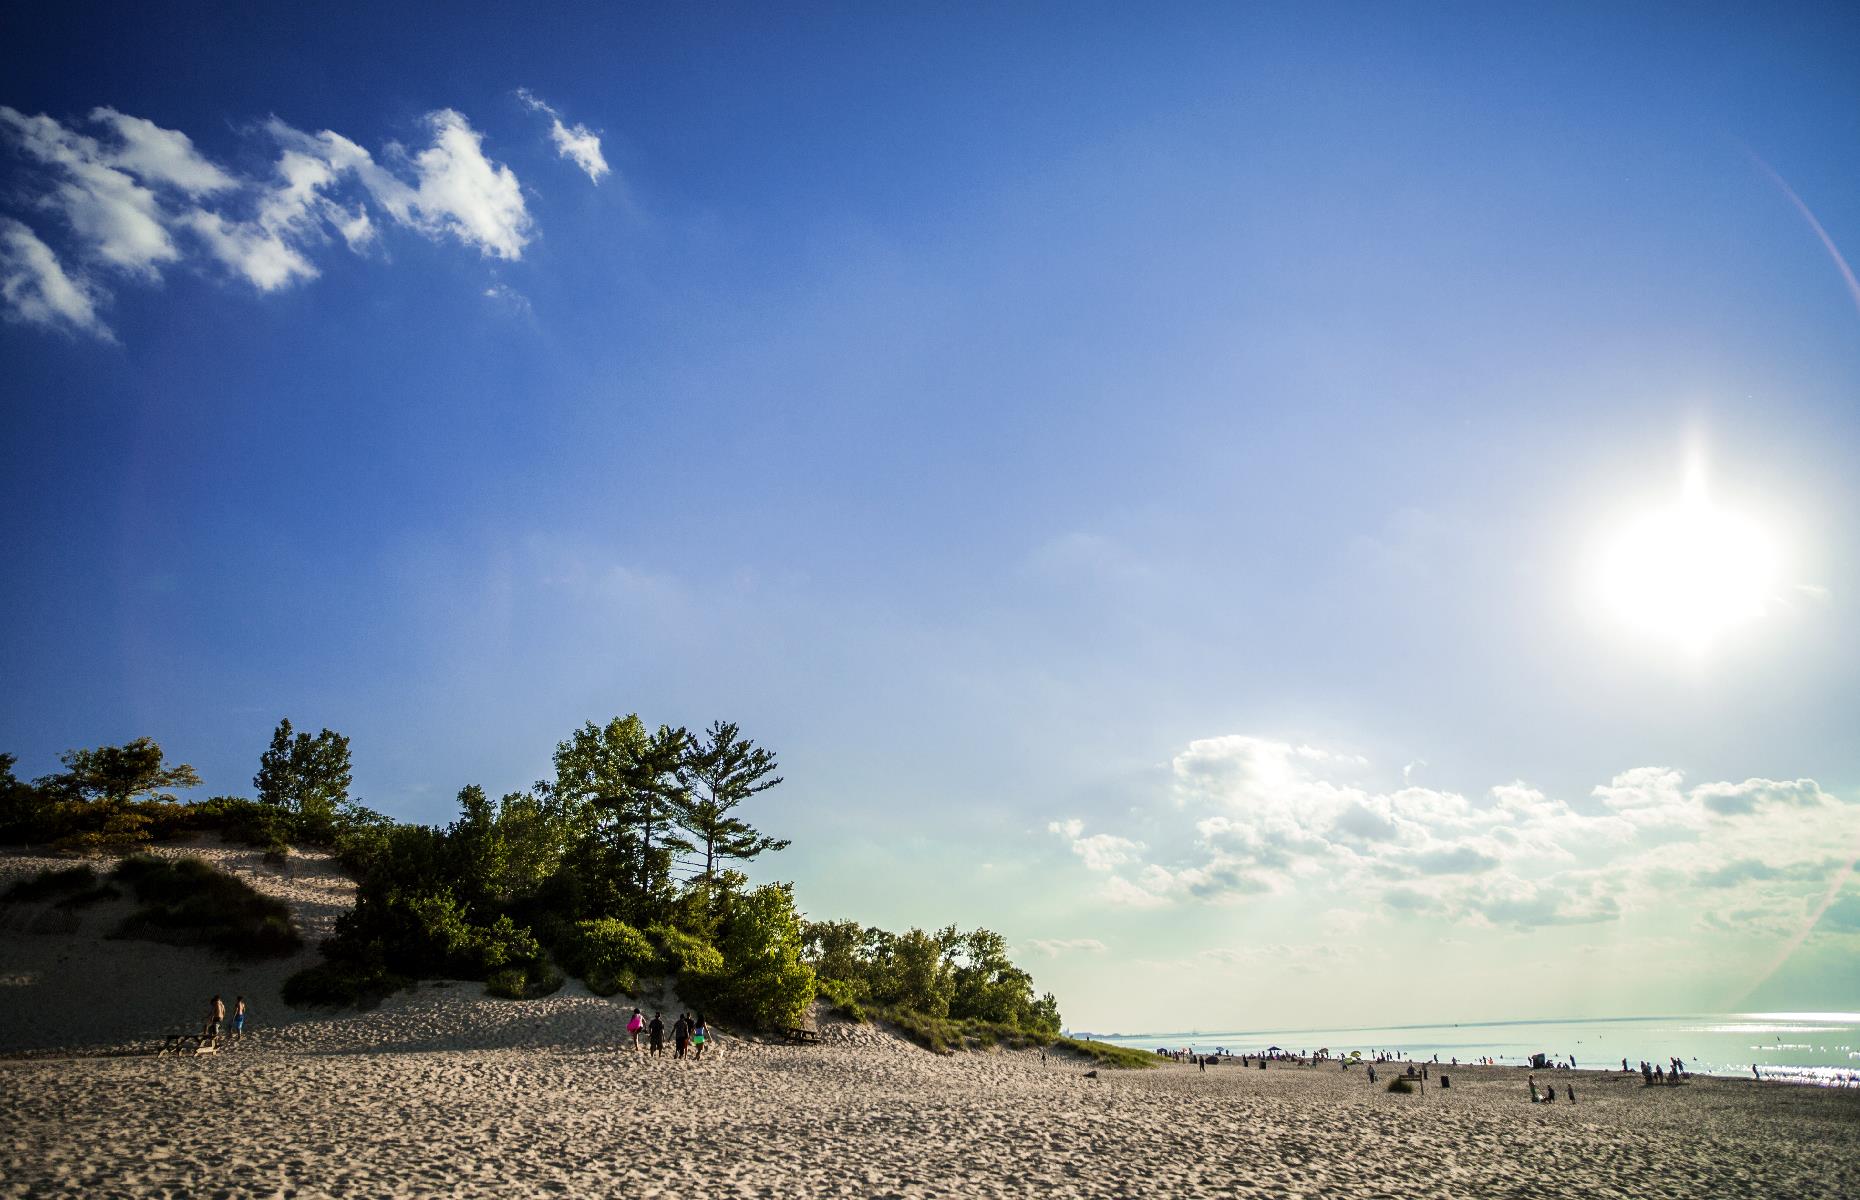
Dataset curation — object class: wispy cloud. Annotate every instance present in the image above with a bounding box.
[0,218,110,339]
[516,88,609,184]
[0,104,536,337]
[1022,937,1108,957]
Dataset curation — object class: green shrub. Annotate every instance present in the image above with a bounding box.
[2,865,98,902]
[54,883,122,908]
[1387,1077,1415,1093]
[486,962,565,999]
[108,854,302,959]
[648,923,724,1010]
[564,918,658,996]
[471,914,544,973]
[282,960,408,1007]
[715,883,816,1029]
[817,976,867,1022]
[485,968,528,998]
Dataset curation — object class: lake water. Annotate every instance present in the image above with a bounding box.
[1081,1013,1860,1086]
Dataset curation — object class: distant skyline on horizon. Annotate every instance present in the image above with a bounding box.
[4,2,1859,1030]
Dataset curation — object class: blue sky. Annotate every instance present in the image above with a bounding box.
[4,2,1860,1029]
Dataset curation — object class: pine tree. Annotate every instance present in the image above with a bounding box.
[677,720,790,885]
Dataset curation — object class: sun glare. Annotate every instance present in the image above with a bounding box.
[1595,455,1779,654]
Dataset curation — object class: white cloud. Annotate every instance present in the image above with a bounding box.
[89,107,236,196]
[0,104,540,333]
[0,218,110,338]
[483,281,532,314]
[384,109,532,258]
[1022,937,1108,957]
[1048,818,1144,871]
[182,207,317,291]
[517,88,609,184]
[1,106,179,275]
[1050,731,1860,933]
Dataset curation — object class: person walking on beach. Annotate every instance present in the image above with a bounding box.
[673,1013,691,1060]
[627,1008,645,1051]
[1528,1074,1540,1103]
[205,994,225,1040]
[692,1016,709,1061]
[649,1012,665,1056]
[232,996,246,1042]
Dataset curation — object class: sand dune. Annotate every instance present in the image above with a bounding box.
[3,845,1856,1197]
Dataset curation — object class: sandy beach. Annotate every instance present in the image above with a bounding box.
[4,845,1857,1198]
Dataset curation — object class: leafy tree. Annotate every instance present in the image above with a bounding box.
[0,753,56,841]
[54,737,200,806]
[677,720,790,885]
[948,928,1040,1026]
[254,719,353,821]
[801,918,865,991]
[549,716,692,910]
[715,883,816,1027]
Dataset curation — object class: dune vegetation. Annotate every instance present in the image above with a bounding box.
[1,718,1080,1053]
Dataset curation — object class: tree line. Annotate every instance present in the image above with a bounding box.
[0,717,1062,1041]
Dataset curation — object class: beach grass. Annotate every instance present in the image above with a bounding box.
[2,864,100,903]
[109,854,303,959]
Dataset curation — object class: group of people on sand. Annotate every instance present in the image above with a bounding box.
[624,1008,709,1060]
[1632,1057,1688,1085]
[1527,1073,1576,1104]
[204,994,247,1042]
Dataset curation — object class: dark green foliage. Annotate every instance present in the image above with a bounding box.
[0,753,60,842]
[4,715,1067,1039]
[1387,1077,1416,1093]
[3,864,99,901]
[486,963,564,999]
[561,918,659,996]
[712,883,815,1028]
[51,739,202,807]
[55,883,122,908]
[281,960,407,1007]
[254,719,353,822]
[816,976,867,1022]
[803,918,1062,1044]
[109,854,302,959]
[678,721,789,886]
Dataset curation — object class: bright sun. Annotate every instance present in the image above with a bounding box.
[1595,456,1779,653]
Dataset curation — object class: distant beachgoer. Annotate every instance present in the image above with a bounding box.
[1568,1054,1576,1069]
[1752,1064,1760,1080]
[627,1008,645,1050]
[1544,1085,1556,1103]
[206,995,225,1040]
[1367,1066,1377,1084]
[232,997,246,1041]
[1622,1058,1629,1072]
[1654,1065,1664,1083]
[649,1012,665,1055]
[693,1016,709,1061]
[674,1013,691,1060]
[1567,1085,1576,1104]
[1528,1074,1540,1103]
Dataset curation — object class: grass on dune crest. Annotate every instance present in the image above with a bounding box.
[858,1005,1152,1067]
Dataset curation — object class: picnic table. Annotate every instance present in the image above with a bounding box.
[779,1026,824,1045]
